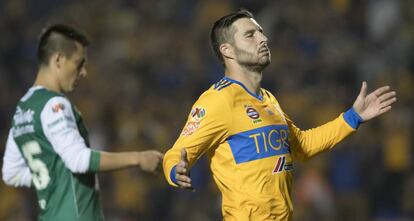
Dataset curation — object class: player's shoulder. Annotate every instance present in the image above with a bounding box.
[206,77,238,97]
[42,96,74,117]
[22,87,73,116]
[20,86,64,104]
[211,77,235,92]
[26,86,62,99]
[260,88,284,109]
[17,87,67,112]
[39,95,77,127]
[195,77,236,104]
[261,88,275,99]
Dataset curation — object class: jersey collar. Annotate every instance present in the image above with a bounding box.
[223,76,263,101]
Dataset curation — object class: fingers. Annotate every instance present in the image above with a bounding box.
[379,106,392,115]
[359,81,367,97]
[380,96,397,109]
[373,85,391,96]
[176,171,193,189]
[177,180,193,189]
[175,148,194,190]
[176,173,192,184]
[379,91,397,102]
[176,149,192,189]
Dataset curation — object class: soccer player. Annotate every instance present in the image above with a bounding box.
[163,10,397,220]
[2,24,164,221]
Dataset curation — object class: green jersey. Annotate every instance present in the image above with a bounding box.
[2,86,103,221]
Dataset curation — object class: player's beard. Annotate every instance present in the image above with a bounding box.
[234,45,271,72]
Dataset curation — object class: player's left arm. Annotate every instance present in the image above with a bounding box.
[2,129,32,187]
[288,82,396,161]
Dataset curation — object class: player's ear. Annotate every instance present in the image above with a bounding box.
[220,43,235,60]
[50,52,64,69]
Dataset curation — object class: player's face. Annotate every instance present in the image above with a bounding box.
[230,18,270,71]
[59,43,87,93]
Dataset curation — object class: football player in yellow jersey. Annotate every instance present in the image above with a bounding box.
[163,10,397,221]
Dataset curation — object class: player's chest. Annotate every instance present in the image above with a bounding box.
[226,98,291,165]
[231,98,286,131]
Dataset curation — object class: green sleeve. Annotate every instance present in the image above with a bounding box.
[88,150,101,172]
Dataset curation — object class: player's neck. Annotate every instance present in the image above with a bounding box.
[33,68,62,94]
[225,65,262,95]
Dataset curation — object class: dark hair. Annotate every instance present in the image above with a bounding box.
[210,10,254,63]
[37,24,90,66]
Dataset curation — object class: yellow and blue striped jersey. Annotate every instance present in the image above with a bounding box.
[163,77,356,221]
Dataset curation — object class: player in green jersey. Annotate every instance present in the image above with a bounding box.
[2,24,164,221]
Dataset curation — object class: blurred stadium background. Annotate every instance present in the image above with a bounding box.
[0,0,413,220]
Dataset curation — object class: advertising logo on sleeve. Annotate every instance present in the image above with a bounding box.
[52,103,65,113]
[181,107,206,137]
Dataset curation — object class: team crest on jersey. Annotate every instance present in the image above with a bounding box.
[190,107,205,120]
[272,156,293,173]
[244,105,262,124]
[52,103,65,113]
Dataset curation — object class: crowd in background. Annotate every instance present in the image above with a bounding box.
[0,0,413,220]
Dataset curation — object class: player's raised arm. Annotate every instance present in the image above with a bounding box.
[284,82,397,161]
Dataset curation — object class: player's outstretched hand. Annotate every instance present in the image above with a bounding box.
[353,81,397,122]
[175,149,194,191]
[138,150,164,174]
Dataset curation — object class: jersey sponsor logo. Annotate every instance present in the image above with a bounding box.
[13,107,35,137]
[181,120,201,137]
[227,125,290,164]
[13,125,35,137]
[246,107,259,119]
[52,103,65,113]
[245,105,262,124]
[272,156,293,173]
[47,117,65,128]
[181,107,205,137]
[13,107,34,125]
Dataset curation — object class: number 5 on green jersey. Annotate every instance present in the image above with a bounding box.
[22,141,50,190]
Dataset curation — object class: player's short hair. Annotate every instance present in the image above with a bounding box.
[37,24,90,67]
[210,9,254,63]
